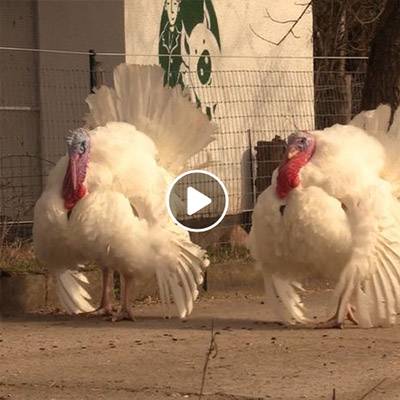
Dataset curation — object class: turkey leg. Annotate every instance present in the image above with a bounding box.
[112,274,135,322]
[83,268,114,316]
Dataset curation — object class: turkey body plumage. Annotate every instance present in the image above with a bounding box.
[33,64,216,319]
[249,111,400,328]
[252,184,352,282]
[33,155,94,314]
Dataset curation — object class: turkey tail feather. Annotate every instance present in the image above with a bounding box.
[85,63,216,173]
[156,239,209,319]
[261,269,309,325]
[55,269,95,314]
[334,189,400,328]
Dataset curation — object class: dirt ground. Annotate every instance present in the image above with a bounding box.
[1,292,400,400]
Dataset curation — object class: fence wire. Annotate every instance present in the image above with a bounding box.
[0,51,366,253]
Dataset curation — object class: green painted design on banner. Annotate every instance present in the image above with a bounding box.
[158,0,221,119]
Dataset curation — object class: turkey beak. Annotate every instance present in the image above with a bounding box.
[69,154,79,191]
[287,146,300,160]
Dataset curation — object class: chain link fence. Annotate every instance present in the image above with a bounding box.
[0,50,366,254]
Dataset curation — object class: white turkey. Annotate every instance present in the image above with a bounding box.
[33,63,216,321]
[248,104,400,328]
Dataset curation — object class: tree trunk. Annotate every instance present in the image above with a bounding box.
[361,0,400,115]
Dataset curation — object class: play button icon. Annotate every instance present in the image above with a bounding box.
[166,170,229,232]
[186,186,212,216]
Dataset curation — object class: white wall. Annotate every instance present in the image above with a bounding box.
[125,0,314,214]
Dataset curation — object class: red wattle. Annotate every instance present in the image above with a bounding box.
[276,153,309,199]
[63,184,87,211]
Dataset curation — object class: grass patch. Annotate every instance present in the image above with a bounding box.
[0,240,44,275]
[0,241,252,276]
[207,244,252,265]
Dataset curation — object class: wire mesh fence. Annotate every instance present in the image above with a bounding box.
[0,50,367,254]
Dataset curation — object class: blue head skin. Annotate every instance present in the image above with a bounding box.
[285,131,316,160]
[276,131,316,199]
[62,128,91,209]
[66,128,90,157]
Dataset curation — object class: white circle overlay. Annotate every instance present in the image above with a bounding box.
[166,169,229,233]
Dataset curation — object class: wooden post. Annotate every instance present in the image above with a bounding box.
[345,74,352,123]
[89,49,97,93]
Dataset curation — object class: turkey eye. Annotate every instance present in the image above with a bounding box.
[297,137,307,149]
[79,142,87,154]
[197,49,212,85]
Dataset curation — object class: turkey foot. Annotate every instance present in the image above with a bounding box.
[89,304,114,317]
[314,317,344,329]
[111,307,135,322]
[314,304,358,329]
[82,304,114,317]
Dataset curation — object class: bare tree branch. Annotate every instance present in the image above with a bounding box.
[290,30,301,39]
[264,8,298,24]
[348,4,385,25]
[347,41,368,52]
[250,0,313,46]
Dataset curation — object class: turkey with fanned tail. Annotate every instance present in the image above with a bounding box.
[248,104,400,328]
[33,63,216,321]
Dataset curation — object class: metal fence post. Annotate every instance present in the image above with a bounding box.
[89,49,97,93]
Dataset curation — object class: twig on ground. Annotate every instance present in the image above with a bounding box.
[198,320,218,400]
[358,378,387,400]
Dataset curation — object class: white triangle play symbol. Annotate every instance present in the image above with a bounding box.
[186,186,212,216]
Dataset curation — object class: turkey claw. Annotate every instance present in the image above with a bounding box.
[81,306,114,317]
[111,308,136,322]
[313,319,344,329]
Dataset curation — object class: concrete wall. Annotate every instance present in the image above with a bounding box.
[0,0,41,221]
[36,0,125,173]
[0,0,125,220]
